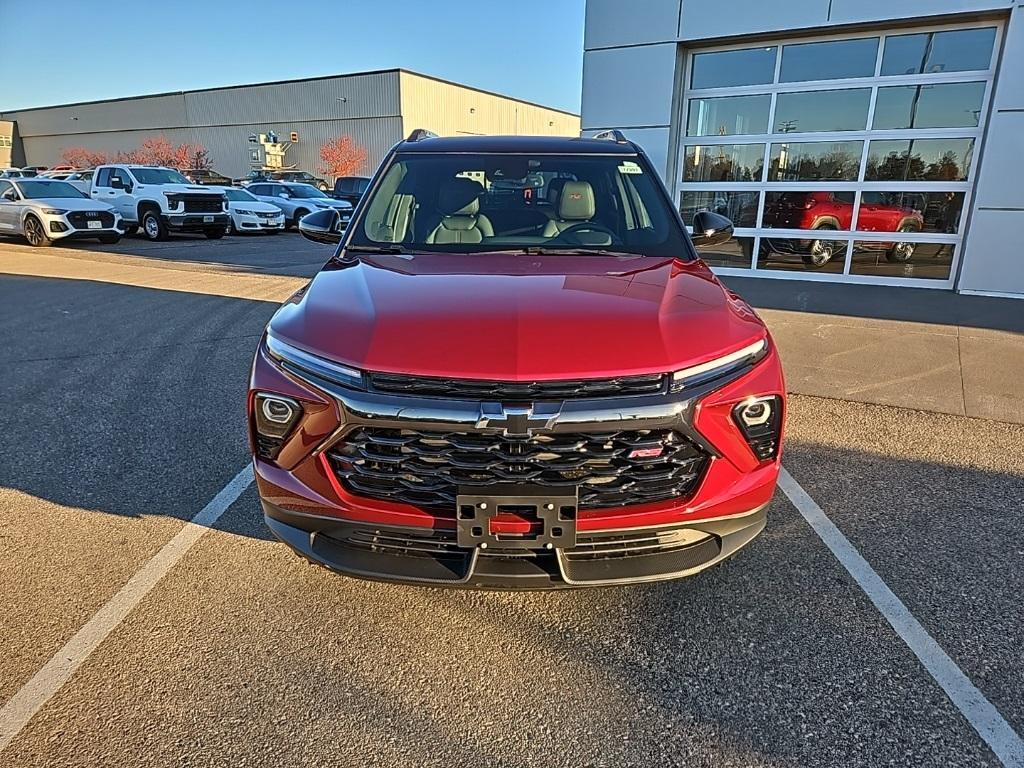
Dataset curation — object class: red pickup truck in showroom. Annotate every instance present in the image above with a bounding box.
[247,131,786,589]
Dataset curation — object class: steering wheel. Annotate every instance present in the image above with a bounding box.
[550,221,620,245]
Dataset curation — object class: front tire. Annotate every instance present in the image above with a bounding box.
[801,224,839,268]
[23,215,52,247]
[886,225,918,263]
[290,208,309,230]
[141,209,168,241]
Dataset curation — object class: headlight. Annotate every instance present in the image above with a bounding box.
[670,338,768,392]
[235,208,257,215]
[41,208,68,215]
[265,332,365,390]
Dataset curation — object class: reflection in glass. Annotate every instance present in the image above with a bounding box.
[694,236,754,269]
[683,144,765,182]
[680,191,760,228]
[873,82,986,129]
[757,237,847,273]
[780,38,879,82]
[865,138,974,181]
[858,191,965,234]
[774,89,871,133]
[762,191,856,231]
[686,95,771,137]
[691,47,777,89]
[768,141,863,181]
[850,242,953,280]
[881,28,996,76]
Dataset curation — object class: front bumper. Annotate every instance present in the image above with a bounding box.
[233,213,285,231]
[43,211,123,240]
[263,499,767,588]
[165,213,229,231]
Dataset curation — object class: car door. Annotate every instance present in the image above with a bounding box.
[0,180,19,231]
[108,167,137,219]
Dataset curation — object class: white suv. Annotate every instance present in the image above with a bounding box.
[90,165,229,240]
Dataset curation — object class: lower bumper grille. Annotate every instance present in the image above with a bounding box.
[327,427,709,514]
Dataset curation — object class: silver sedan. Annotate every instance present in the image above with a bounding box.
[0,177,123,247]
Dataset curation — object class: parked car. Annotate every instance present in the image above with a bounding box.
[760,191,923,267]
[233,170,271,187]
[0,177,122,246]
[331,176,371,205]
[89,164,229,241]
[180,168,233,186]
[269,170,329,191]
[64,169,95,194]
[0,168,37,178]
[220,186,285,234]
[246,182,352,229]
[248,131,785,589]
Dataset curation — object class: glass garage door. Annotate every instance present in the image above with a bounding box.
[677,22,1000,287]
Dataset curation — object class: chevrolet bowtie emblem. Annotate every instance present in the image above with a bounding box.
[477,402,561,437]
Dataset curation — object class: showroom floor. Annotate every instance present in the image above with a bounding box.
[1,234,1021,767]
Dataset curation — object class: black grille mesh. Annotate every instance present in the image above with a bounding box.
[327,427,708,513]
[67,211,114,228]
[369,372,665,399]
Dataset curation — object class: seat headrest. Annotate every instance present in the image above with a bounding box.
[438,177,483,216]
[558,181,596,221]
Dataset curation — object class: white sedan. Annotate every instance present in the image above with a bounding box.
[221,187,285,234]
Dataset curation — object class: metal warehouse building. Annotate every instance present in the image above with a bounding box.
[0,68,580,180]
[583,0,1024,296]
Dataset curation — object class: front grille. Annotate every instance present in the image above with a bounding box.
[327,427,709,514]
[67,211,114,229]
[181,195,224,213]
[369,372,666,399]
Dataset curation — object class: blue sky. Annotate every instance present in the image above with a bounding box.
[0,0,586,112]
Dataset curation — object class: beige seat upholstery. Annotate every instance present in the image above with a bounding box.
[426,178,494,244]
[542,181,596,237]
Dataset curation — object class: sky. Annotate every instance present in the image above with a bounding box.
[0,0,586,113]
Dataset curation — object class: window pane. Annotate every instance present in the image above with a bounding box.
[695,236,755,269]
[850,242,953,280]
[686,95,771,137]
[682,144,765,182]
[680,191,760,227]
[774,89,871,133]
[780,38,879,82]
[757,237,847,273]
[691,47,777,89]
[858,191,965,234]
[881,28,996,76]
[768,140,863,181]
[866,138,974,181]
[763,191,856,230]
[873,82,985,129]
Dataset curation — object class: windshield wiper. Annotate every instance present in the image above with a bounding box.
[519,246,632,257]
[344,244,407,254]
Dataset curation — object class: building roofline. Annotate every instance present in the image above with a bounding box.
[0,68,580,119]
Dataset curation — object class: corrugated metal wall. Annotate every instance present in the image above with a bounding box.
[399,72,581,137]
[1,70,579,177]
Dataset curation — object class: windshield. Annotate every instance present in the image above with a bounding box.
[129,168,190,184]
[285,184,327,199]
[224,188,256,202]
[350,153,689,256]
[17,180,88,199]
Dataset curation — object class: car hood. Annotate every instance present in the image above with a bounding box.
[310,199,351,210]
[230,200,281,213]
[269,252,767,381]
[138,184,222,195]
[33,197,115,212]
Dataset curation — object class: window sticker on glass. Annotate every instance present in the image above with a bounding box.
[618,161,643,175]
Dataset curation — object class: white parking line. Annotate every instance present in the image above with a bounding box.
[778,467,1024,768]
[0,464,254,754]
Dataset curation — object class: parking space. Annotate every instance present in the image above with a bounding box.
[1,234,1021,767]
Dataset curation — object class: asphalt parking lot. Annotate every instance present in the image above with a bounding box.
[1,232,1022,767]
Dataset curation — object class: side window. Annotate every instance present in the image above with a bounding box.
[81,171,93,182]
[338,178,353,193]
[277,186,291,198]
[356,179,370,194]
[249,184,266,195]
[96,168,112,187]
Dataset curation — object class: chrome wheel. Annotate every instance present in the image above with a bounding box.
[143,214,160,240]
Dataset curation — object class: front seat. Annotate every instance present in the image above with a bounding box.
[425,178,494,244]
[542,180,596,237]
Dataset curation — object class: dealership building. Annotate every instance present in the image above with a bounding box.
[0,68,579,182]
[583,0,1024,296]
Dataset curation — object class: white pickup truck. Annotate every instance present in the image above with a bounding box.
[89,165,229,240]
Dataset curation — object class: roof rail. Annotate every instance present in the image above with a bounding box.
[593,129,629,144]
[406,128,439,142]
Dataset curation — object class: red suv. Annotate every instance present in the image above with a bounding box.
[248,131,785,588]
[762,191,924,268]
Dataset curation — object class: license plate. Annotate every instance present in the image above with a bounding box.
[87,220,102,229]
[203,215,214,223]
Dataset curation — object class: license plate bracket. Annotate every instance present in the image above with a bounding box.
[456,485,578,550]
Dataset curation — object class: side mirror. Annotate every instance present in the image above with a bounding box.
[280,193,291,199]
[111,177,125,190]
[691,211,734,248]
[298,207,344,244]
[2,190,16,202]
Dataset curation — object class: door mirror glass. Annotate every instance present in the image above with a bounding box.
[691,211,735,248]
[2,190,16,201]
[298,207,343,244]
